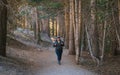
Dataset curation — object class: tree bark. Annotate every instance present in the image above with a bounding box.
[90,0,100,58]
[35,7,40,44]
[74,0,81,64]
[55,18,57,37]
[119,0,120,22]
[33,22,37,39]
[112,0,120,55]
[69,0,75,55]
[56,16,60,36]
[41,18,50,34]
[0,0,7,56]
[64,0,69,49]
[51,18,54,36]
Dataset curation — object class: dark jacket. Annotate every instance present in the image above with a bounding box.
[53,40,64,50]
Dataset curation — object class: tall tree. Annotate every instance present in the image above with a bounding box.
[35,7,40,43]
[0,0,7,56]
[111,0,120,55]
[56,14,64,37]
[51,18,54,36]
[69,0,75,55]
[84,0,100,65]
[56,16,60,36]
[55,18,57,37]
[74,0,82,64]
[64,0,69,49]
[90,0,100,58]
[41,18,49,33]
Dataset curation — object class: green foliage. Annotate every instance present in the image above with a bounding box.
[20,11,26,15]
[27,0,43,6]
[96,0,114,54]
[96,0,109,23]
[97,12,105,23]
[97,0,108,10]
[19,7,31,16]
[37,6,45,10]
[36,1,63,19]
[26,0,63,19]
[27,0,63,9]
[38,13,57,19]
[36,1,63,11]
[48,2,63,9]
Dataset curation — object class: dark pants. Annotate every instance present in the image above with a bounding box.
[55,49,63,62]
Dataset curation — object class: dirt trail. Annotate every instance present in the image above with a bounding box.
[7,47,98,75]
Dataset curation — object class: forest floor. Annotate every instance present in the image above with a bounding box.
[79,52,120,75]
[0,37,98,75]
[6,47,98,75]
[0,36,120,75]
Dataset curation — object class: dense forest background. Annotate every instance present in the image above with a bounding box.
[0,0,120,74]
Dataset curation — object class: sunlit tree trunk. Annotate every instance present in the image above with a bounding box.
[54,18,57,37]
[0,0,7,56]
[25,14,28,29]
[74,0,82,64]
[59,14,65,37]
[21,16,26,29]
[56,16,60,36]
[56,14,65,37]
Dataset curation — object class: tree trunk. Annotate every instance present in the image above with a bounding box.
[48,19,50,37]
[64,0,69,49]
[54,18,57,37]
[56,16,60,36]
[74,0,81,64]
[35,7,40,44]
[41,18,50,34]
[22,16,26,29]
[56,14,64,37]
[0,0,7,56]
[33,22,37,39]
[89,0,100,58]
[69,0,75,55]
[83,0,100,65]
[112,0,120,55]
[52,18,54,36]
[119,0,120,22]
[25,14,28,29]
[59,14,65,37]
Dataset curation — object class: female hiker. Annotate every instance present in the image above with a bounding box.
[53,36,64,65]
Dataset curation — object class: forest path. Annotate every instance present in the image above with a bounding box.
[9,48,98,75]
